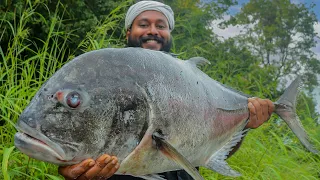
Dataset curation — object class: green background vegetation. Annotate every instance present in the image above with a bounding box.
[1,0,319,179]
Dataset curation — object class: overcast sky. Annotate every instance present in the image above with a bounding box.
[210,0,320,112]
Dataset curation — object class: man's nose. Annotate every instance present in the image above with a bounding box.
[148,25,158,35]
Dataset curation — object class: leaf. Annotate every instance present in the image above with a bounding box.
[2,146,15,180]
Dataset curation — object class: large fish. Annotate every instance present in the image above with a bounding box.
[14,47,317,180]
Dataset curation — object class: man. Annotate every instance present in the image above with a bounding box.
[59,1,274,179]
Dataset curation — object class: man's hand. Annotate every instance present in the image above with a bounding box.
[246,97,274,129]
[246,98,274,129]
[58,154,119,180]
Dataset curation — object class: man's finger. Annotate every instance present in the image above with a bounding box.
[251,98,263,124]
[97,156,119,178]
[107,162,120,178]
[248,99,257,115]
[267,99,274,116]
[78,154,111,180]
[246,101,257,128]
[257,98,268,121]
[58,159,95,180]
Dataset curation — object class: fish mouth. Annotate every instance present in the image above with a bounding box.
[14,121,69,164]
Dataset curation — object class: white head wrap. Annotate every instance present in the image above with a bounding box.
[125,1,174,31]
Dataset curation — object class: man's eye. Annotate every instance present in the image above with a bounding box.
[157,25,166,29]
[139,24,148,28]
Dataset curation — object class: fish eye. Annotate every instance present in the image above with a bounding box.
[66,91,81,108]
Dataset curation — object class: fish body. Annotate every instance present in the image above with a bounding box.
[14,47,317,178]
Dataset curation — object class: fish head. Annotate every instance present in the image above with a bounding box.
[14,49,150,165]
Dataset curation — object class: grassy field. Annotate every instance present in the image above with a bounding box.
[1,1,320,180]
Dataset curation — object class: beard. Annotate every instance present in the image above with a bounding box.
[127,35,172,52]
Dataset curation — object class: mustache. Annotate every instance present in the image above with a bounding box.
[126,34,172,52]
[140,35,164,44]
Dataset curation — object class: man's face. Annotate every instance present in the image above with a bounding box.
[126,10,172,52]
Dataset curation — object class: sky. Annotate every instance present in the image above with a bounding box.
[209,0,320,113]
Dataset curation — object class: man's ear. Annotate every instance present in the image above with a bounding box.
[126,29,131,41]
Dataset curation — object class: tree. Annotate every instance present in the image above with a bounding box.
[163,0,237,58]
[224,0,320,91]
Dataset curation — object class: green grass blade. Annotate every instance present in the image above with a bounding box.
[2,146,15,180]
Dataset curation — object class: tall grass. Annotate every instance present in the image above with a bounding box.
[1,0,319,180]
[0,0,128,179]
[0,1,71,179]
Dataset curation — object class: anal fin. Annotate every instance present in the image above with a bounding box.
[205,128,249,177]
[152,132,204,180]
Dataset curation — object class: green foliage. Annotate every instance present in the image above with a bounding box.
[1,0,319,179]
[164,0,237,57]
[0,0,132,60]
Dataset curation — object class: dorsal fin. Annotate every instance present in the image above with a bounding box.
[186,57,211,68]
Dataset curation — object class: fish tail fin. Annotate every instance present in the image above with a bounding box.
[274,76,318,154]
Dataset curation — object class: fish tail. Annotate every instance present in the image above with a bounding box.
[274,77,318,154]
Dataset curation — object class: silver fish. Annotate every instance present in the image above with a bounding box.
[14,47,318,180]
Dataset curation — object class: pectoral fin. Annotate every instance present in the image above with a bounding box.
[152,132,204,180]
